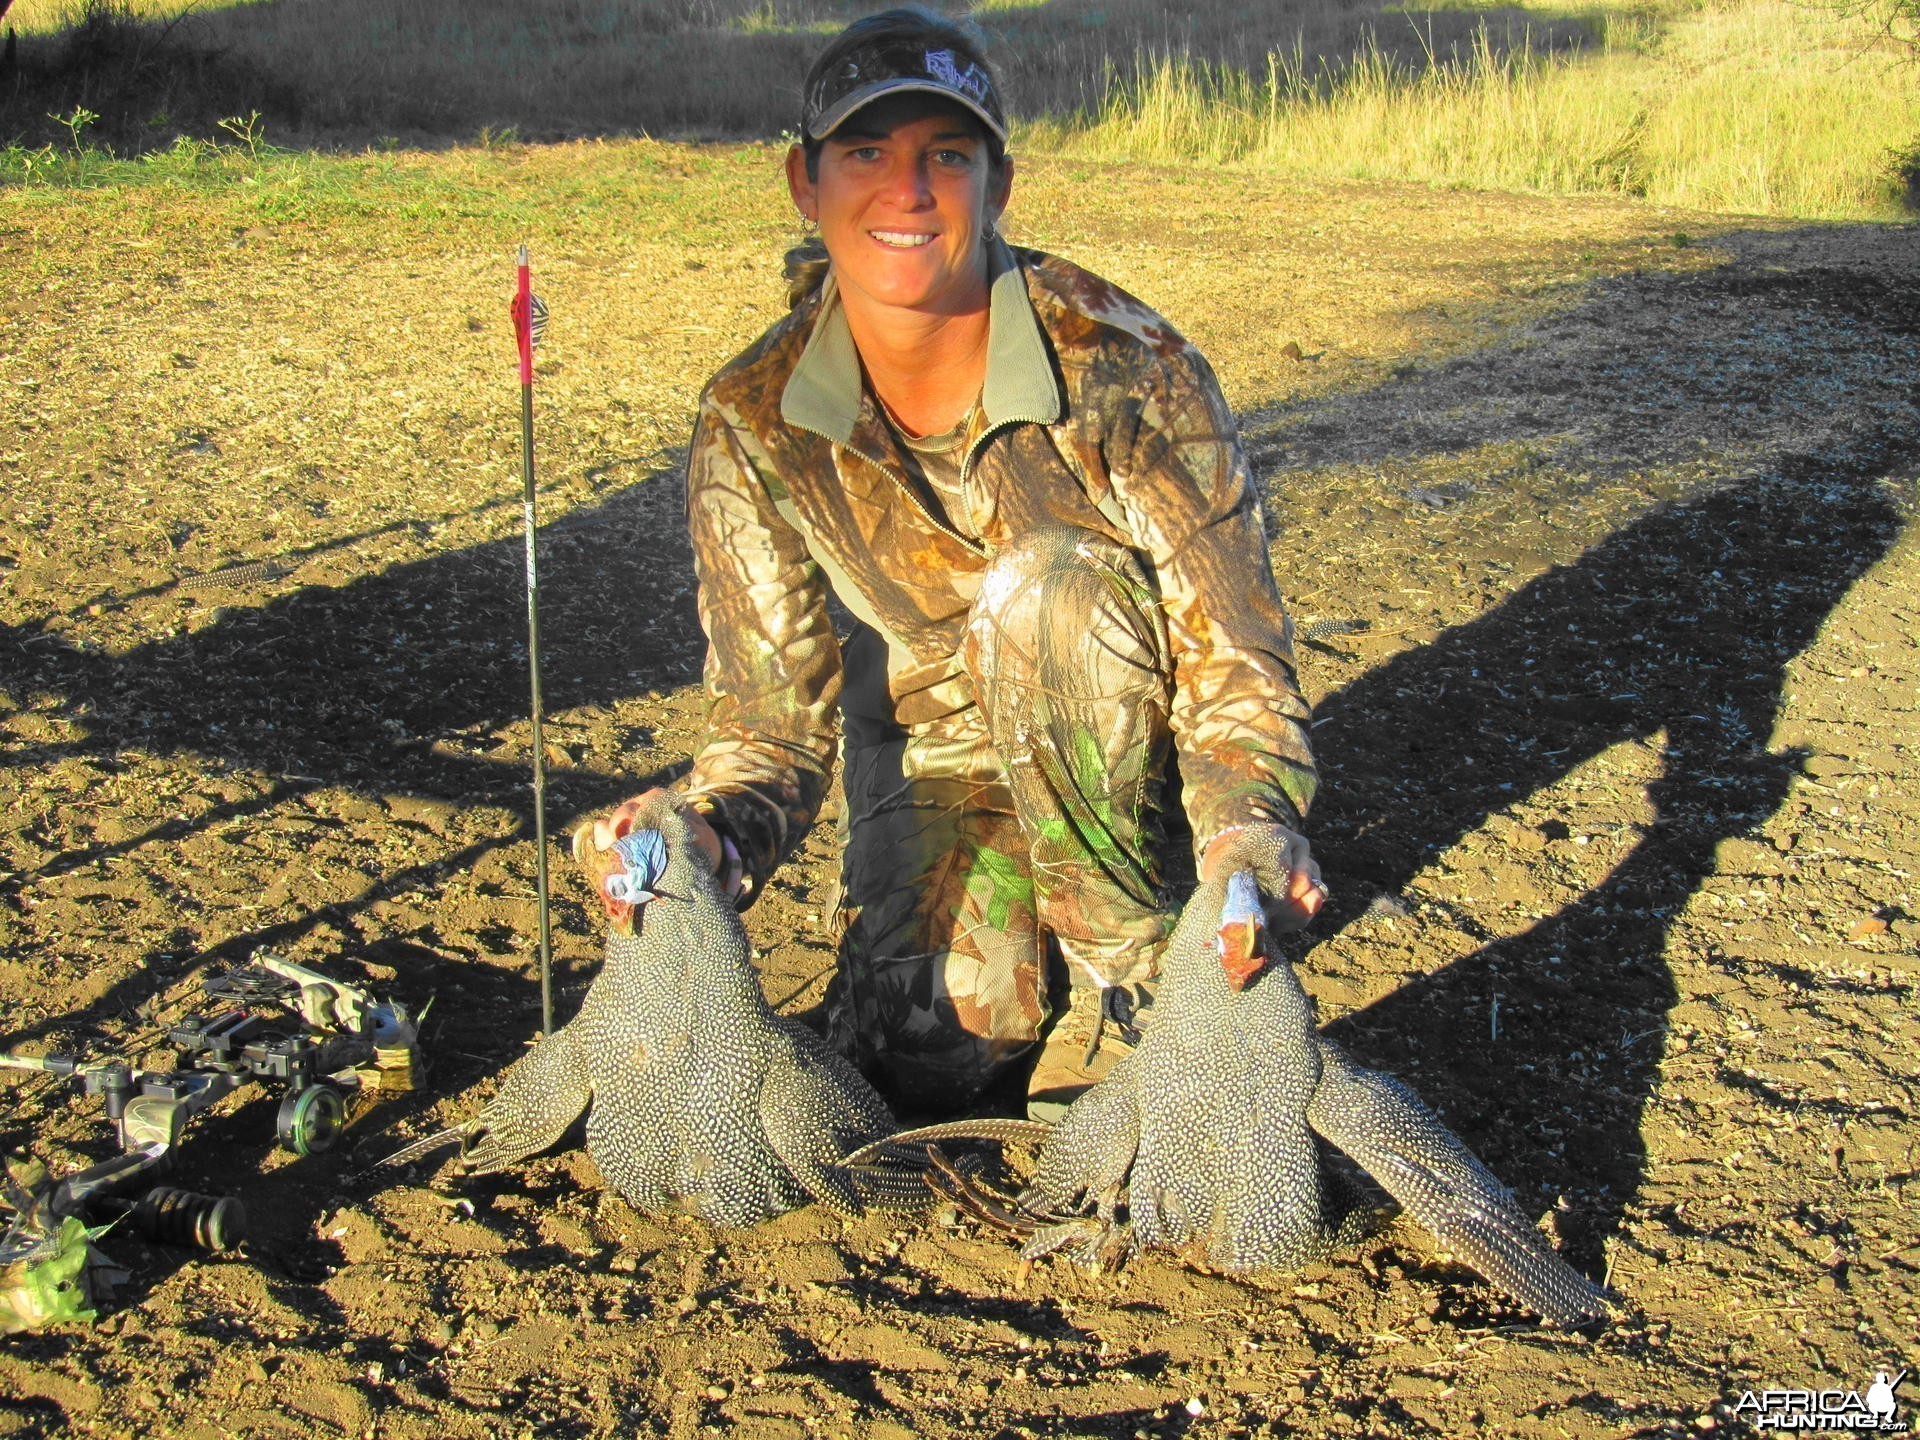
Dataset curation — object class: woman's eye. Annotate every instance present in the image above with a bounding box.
[933,148,972,167]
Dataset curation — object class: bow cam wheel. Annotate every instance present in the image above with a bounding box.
[277,1084,346,1156]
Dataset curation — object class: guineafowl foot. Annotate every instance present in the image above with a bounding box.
[1019,1216,1135,1273]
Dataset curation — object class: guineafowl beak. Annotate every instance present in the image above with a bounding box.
[603,898,638,937]
[1216,869,1268,990]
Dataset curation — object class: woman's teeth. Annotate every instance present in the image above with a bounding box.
[872,231,935,248]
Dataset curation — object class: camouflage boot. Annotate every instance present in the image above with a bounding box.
[1026,979,1154,1123]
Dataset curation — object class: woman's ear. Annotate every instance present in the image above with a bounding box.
[786,144,817,224]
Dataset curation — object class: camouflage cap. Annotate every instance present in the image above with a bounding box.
[802,35,1008,146]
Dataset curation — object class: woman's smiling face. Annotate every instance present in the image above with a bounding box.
[788,92,1012,321]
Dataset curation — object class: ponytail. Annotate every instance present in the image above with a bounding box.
[783,236,831,310]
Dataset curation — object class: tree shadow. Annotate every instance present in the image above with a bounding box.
[0,466,696,1055]
[2,464,695,808]
[1252,226,1919,1267]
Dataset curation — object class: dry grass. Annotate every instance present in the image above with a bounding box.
[4,0,1915,219]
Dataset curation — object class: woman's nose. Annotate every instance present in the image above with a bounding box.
[880,155,934,208]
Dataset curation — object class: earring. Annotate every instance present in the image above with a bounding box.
[984,219,999,242]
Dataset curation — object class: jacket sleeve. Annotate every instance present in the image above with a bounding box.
[679,394,842,902]
[1110,345,1317,851]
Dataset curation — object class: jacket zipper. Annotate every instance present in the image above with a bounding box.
[839,441,989,557]
[949,413,1060,547]
[959,415,1054,488]
[799,411,1061,559]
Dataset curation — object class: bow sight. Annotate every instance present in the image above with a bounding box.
[1,954,417,1332]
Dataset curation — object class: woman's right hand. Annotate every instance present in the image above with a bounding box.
[570,789,724,928]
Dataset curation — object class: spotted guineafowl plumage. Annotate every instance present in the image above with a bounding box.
[382,795,904,1224]
[1017,828,1610,1327]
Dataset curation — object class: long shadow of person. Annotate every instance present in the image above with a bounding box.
[1310,451,1905,1276]
[1258,231,1920,1278]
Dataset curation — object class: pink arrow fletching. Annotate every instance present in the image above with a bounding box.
[514,256,534,386]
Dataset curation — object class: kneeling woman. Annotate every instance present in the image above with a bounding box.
[582,6,1325,1119]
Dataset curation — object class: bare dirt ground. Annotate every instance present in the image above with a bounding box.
[1,148,1917,1438]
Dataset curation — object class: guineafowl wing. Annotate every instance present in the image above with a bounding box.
[1306,1039,1608,1327]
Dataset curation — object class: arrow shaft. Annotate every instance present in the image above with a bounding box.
[516,242,554,1038]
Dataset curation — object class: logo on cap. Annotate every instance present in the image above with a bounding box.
[924,48,990,103]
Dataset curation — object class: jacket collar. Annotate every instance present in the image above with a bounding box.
[779,237,1062,446]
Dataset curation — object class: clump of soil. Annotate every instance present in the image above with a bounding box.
[1,152,1916,1438]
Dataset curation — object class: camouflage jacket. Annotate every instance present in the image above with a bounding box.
[682,241,1316,900]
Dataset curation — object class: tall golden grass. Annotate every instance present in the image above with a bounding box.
[1024,0,1920,218]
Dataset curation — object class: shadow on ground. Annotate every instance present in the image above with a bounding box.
[2,224,1915,1307]
[1252,227,1918,1268]
[1310,451,1906,1269]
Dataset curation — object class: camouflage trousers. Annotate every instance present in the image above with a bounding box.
[826,527,1189,1111]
